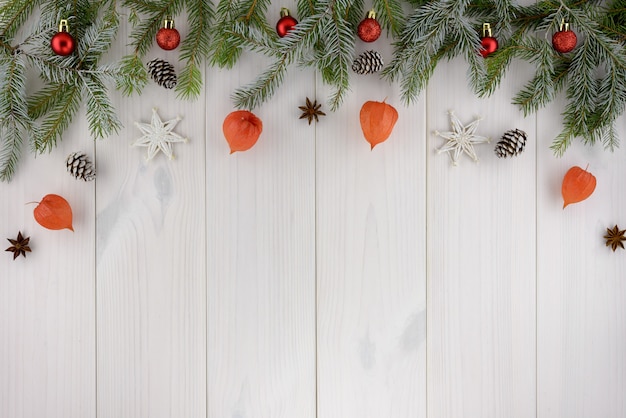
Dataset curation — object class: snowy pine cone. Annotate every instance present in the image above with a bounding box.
[352,50,384,74]
[66,151,95,181]
[494,129,527,158]
[147,58,177,89]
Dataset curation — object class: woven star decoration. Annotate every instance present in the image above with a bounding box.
[434,111,490,165]
[132,108,188,161]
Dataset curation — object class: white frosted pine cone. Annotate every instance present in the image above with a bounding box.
[494,129,527,158]
[352,50,384,74]
[66,151,96,181]
[147,58,178,89]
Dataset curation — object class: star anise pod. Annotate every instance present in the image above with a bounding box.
[604,225,626,252]
[5,231,31,260]
[299,97,326,125]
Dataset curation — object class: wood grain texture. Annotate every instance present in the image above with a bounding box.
[315,41,427,417]
[537,101,626,418]
[0,110,96,418]
[205,31,317,418]
[3,8,626,418]
[95,17,206,418]
[426,57,536,418]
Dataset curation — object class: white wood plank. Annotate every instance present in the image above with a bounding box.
[95,16,206,418]
[537,101,626,418]
[205,22,317,418]
[426,56,537,418]
[0,108,96,417]
[315,41,427,417]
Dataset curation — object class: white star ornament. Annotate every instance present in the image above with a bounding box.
[434,111,490,166]
[132,108,188,161]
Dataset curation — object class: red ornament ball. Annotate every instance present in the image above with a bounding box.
[156,26,180,50]
[276,8,298,37]
[480,36,498,57]
[51,31,76,56]
[358,16,381,43]
[552,30,577,53]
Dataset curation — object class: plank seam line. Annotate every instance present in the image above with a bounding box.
[94,129,99,418]
[314,70,319,418]
[425,81,430,418]
[532,9,539,415]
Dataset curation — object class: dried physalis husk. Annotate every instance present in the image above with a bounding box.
[33,194,74,231]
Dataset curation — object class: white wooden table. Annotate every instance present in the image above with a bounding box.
[1,8,625,418]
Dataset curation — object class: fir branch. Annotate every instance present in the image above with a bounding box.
[512,48,569,115]
[231,56,288,110]
[32,83,81,152]
[383,1,460,104]
[231,10,324,109]
[209,0,247,68]
[372,0,405,36]
[118,55,148,95]
[0,53,30,181]
[317,0,357,110]
[550,126,574,156]
[0,0,44,41]
[80,73,122,139]
[76,14,120,69]
[297,0,316,19]
[458,18,485,95]
[176,0,213,99]
[123,0,184,58]
[479,38,517,98]
[27,82,73,120]
[229,21,281,57]
[0,121,23,181]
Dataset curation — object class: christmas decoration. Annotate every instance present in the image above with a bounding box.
[435,111,490,165]
[357,10,381,43]
[50,19,76,56]
[0,1,138,182]
[66,152,96,181]
[132,108,188,161]
[223,110,263,153]
[604,225,626,252]
[2,0,626,182]
[276,8,297,38]
[562,166,596,209]
[479,23,498,58]
[33,194,74,231]
[494,129,527,158]
[360,100,398,150]
[147,58,178,89]
[352,50,384,75]
[552,20,577,54]
[5,232,31,260]
[299,98,326,125]
[156,17,181,50]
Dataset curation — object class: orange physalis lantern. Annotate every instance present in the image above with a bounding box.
[223,110,263,153]
[359,100,398,149]
[562,165,596,209]
[33,194,74,231]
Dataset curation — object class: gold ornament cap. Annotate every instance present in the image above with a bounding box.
[162,16,175,29]
[559,19,570,32]
[280,7,291,17]
[59,19,70,32]
[482,23,492,37]
[367,10,376,19]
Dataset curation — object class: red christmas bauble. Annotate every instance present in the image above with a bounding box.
[480,37,498,57]
[357,11,381,43]
[552,30,577,53]
[156,27,180,50]
[276,8,298,37]
[51,31,75,56]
